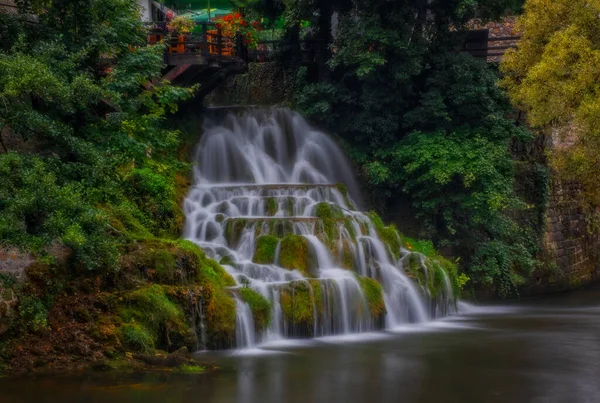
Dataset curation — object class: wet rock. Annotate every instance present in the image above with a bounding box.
[133,346,192,368]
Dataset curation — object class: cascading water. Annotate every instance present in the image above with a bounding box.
[184,108,456,348]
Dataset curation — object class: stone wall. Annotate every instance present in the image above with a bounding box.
[204,62,295,106]
[513,132,600,295]
[533,181,600,292]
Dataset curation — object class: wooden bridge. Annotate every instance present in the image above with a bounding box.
[462,29,521,62]
[145,21,517,97]
[145,21,250,96]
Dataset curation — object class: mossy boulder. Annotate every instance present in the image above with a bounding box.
[119,239,233,288]
[240,287,272,333]
[359,277,386,319]
[253,235,279,264]
[280,280,321,337]
[279,235,310,275]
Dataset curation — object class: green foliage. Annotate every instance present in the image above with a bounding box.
[0,1,195,273]
[18,296,48,332]
[501,0,600,207]
[240,287,272,332]
[292,2,537,296]
[122,285,187,334]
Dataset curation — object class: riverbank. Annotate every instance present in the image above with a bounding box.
[3,285,600,402]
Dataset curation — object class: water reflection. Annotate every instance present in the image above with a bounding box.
[4,289,600,403]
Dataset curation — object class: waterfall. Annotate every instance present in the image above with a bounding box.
[184,108,456,348]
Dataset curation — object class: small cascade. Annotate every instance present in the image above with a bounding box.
[184,108,457,348]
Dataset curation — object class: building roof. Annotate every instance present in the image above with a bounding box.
[0,0,18,15]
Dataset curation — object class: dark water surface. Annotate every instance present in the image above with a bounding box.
[3,288,600,403]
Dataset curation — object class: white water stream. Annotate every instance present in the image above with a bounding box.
[184,108,455,348]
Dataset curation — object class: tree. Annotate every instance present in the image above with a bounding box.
[0,0,195,270]
[501,0,600,206]
[293,0,536,296]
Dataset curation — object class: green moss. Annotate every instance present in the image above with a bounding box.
[280,281,319,332]
[175,364,206,374]
[402,236,436,257]
[315,202,344,219]
[224,219,248,245]
[335,183,354,208]
[240,287,272,332]
[314,202,344,246]
[335,183,348,197]
[219,255,235,266]
[119,285,188,350]
[120,239,235,288]
[344,217,357,240]
[103,201,153,240]
[203,284,236,349]
[121,323,154,353]
[367,212,402,259]
[333,239,355,270]
[174,240,235,287]
[359,277,386,318]
[253,235,279,264]
[279,235,310,275]
[266,198,278,216]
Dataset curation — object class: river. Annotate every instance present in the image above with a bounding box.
[2,287,600,403]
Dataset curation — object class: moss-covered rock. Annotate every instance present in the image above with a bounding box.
[280,280,320,336]
[203,283,236,349]
[240,287,271,332]
[315,202,344,220]
[279,235,310,275]
[224,218,249,246]
[403,252,459,298]
[117,284,190,353]
[359,277,386,318]
[253,235,279,264]
[118,239,235,288]
[368,212,402,259]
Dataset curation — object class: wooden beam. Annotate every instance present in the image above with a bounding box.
[165,53,208,66]
[162,63,192,82]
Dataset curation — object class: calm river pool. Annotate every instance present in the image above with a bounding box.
[2,287,600,403]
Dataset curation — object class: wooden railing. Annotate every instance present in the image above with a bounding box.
[145,22,248,64]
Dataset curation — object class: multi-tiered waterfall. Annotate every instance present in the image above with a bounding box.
[184,108,456,348]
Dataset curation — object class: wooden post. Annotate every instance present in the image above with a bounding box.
[217,26,223,57]
[202,23,208,58]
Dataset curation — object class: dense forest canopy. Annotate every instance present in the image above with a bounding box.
[0,0,194,271]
